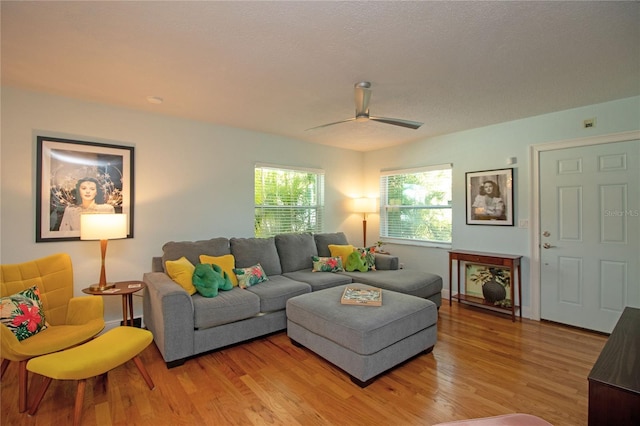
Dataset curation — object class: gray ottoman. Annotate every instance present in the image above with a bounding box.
[286,284,437,387]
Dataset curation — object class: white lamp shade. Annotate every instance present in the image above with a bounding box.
[353,197,377,214]
[80,214,128,240]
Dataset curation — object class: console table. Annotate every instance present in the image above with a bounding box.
[588,307,640,425]
[448,249,522,321]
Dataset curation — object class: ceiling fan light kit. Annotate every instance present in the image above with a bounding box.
[306,81,424,131]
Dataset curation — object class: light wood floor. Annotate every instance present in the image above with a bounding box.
[1,302,607,426]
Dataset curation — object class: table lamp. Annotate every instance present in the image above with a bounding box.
[80,213,128,291]
[353,197,377,247]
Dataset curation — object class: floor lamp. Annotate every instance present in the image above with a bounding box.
[353,197,377,247]
[81,213,128,291]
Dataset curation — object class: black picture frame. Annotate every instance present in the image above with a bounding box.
[465,168,514,226]
[36,136,134,242]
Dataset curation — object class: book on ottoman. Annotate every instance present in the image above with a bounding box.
[341,286,382,306]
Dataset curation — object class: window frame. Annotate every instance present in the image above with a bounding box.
[379,163,453,248]
[254,163,325,238]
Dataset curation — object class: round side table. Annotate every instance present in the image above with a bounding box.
[82,281,145,327]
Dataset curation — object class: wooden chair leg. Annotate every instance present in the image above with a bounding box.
[132,355,155,390]
[0,358,9,379]
[18,360,28,413]
[73,379,86,426]
[27,375,52,416]
[96,372,108,392]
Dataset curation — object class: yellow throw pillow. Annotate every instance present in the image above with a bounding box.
[165,257,196,295]
[199,254,239,287]
[328,244,355,268]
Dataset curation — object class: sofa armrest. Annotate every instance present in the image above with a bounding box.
[143,271,195,363]
[374,253,399,270]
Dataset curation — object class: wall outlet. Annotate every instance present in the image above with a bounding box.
[583,118,596,128]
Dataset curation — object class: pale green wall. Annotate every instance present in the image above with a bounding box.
[364,95,640,315]
[0,87,364,323]
[2,86,638,322]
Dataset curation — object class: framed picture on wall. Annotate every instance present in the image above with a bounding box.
[36,136,134,242]
[465,168,514,226]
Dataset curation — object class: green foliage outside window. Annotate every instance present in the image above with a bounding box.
[255,166,324,237]
[380,166,452,243]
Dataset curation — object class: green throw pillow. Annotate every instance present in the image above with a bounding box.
[192,263,233,297]
[345,251,368,272]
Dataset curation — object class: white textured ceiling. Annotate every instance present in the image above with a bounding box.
[2,1,639,152]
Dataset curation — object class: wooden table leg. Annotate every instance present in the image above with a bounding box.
[128,294,134,326]
[449,256,453,306]
[518,263,522,318]
[121,295,127,326]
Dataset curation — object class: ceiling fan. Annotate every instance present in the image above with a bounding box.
[306,81,423,131]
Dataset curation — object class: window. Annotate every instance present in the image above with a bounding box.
[379,164,452,244]
[255,164,324,237]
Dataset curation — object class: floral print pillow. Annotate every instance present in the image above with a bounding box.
[233,263,268,289]
[0,286,48,341]
[312,256,344,272]
[356,246,377,271]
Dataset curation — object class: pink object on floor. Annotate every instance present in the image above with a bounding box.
[433,413,553,426]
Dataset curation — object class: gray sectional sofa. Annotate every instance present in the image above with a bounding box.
[142,232,442,367]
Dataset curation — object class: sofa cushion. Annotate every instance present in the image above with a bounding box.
[275,233,318,273]
[314,232,349,257]
[283,270,353,292]
[192,287,260,329]
[245,275,311,312]
[162,238,230,269]
[339,269,443,299]
[231,237,282,276]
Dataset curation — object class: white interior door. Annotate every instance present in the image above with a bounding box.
[539,139,639,333]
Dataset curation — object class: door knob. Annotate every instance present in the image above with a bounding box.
[543,243,554,249]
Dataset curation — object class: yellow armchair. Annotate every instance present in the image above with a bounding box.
[1,253,104,413]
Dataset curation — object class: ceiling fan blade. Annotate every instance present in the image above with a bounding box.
[354,82,372,116]
[305,118,356,131]
[369,116,423,129]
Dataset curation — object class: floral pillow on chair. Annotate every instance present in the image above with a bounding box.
[0,286,48,341]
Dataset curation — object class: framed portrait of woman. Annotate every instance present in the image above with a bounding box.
[465,168,514,226]
[36,136,135,242]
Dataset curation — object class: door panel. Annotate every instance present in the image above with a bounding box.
[540,140,639,333]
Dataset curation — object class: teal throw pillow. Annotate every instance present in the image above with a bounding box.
[193,263,233,297]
